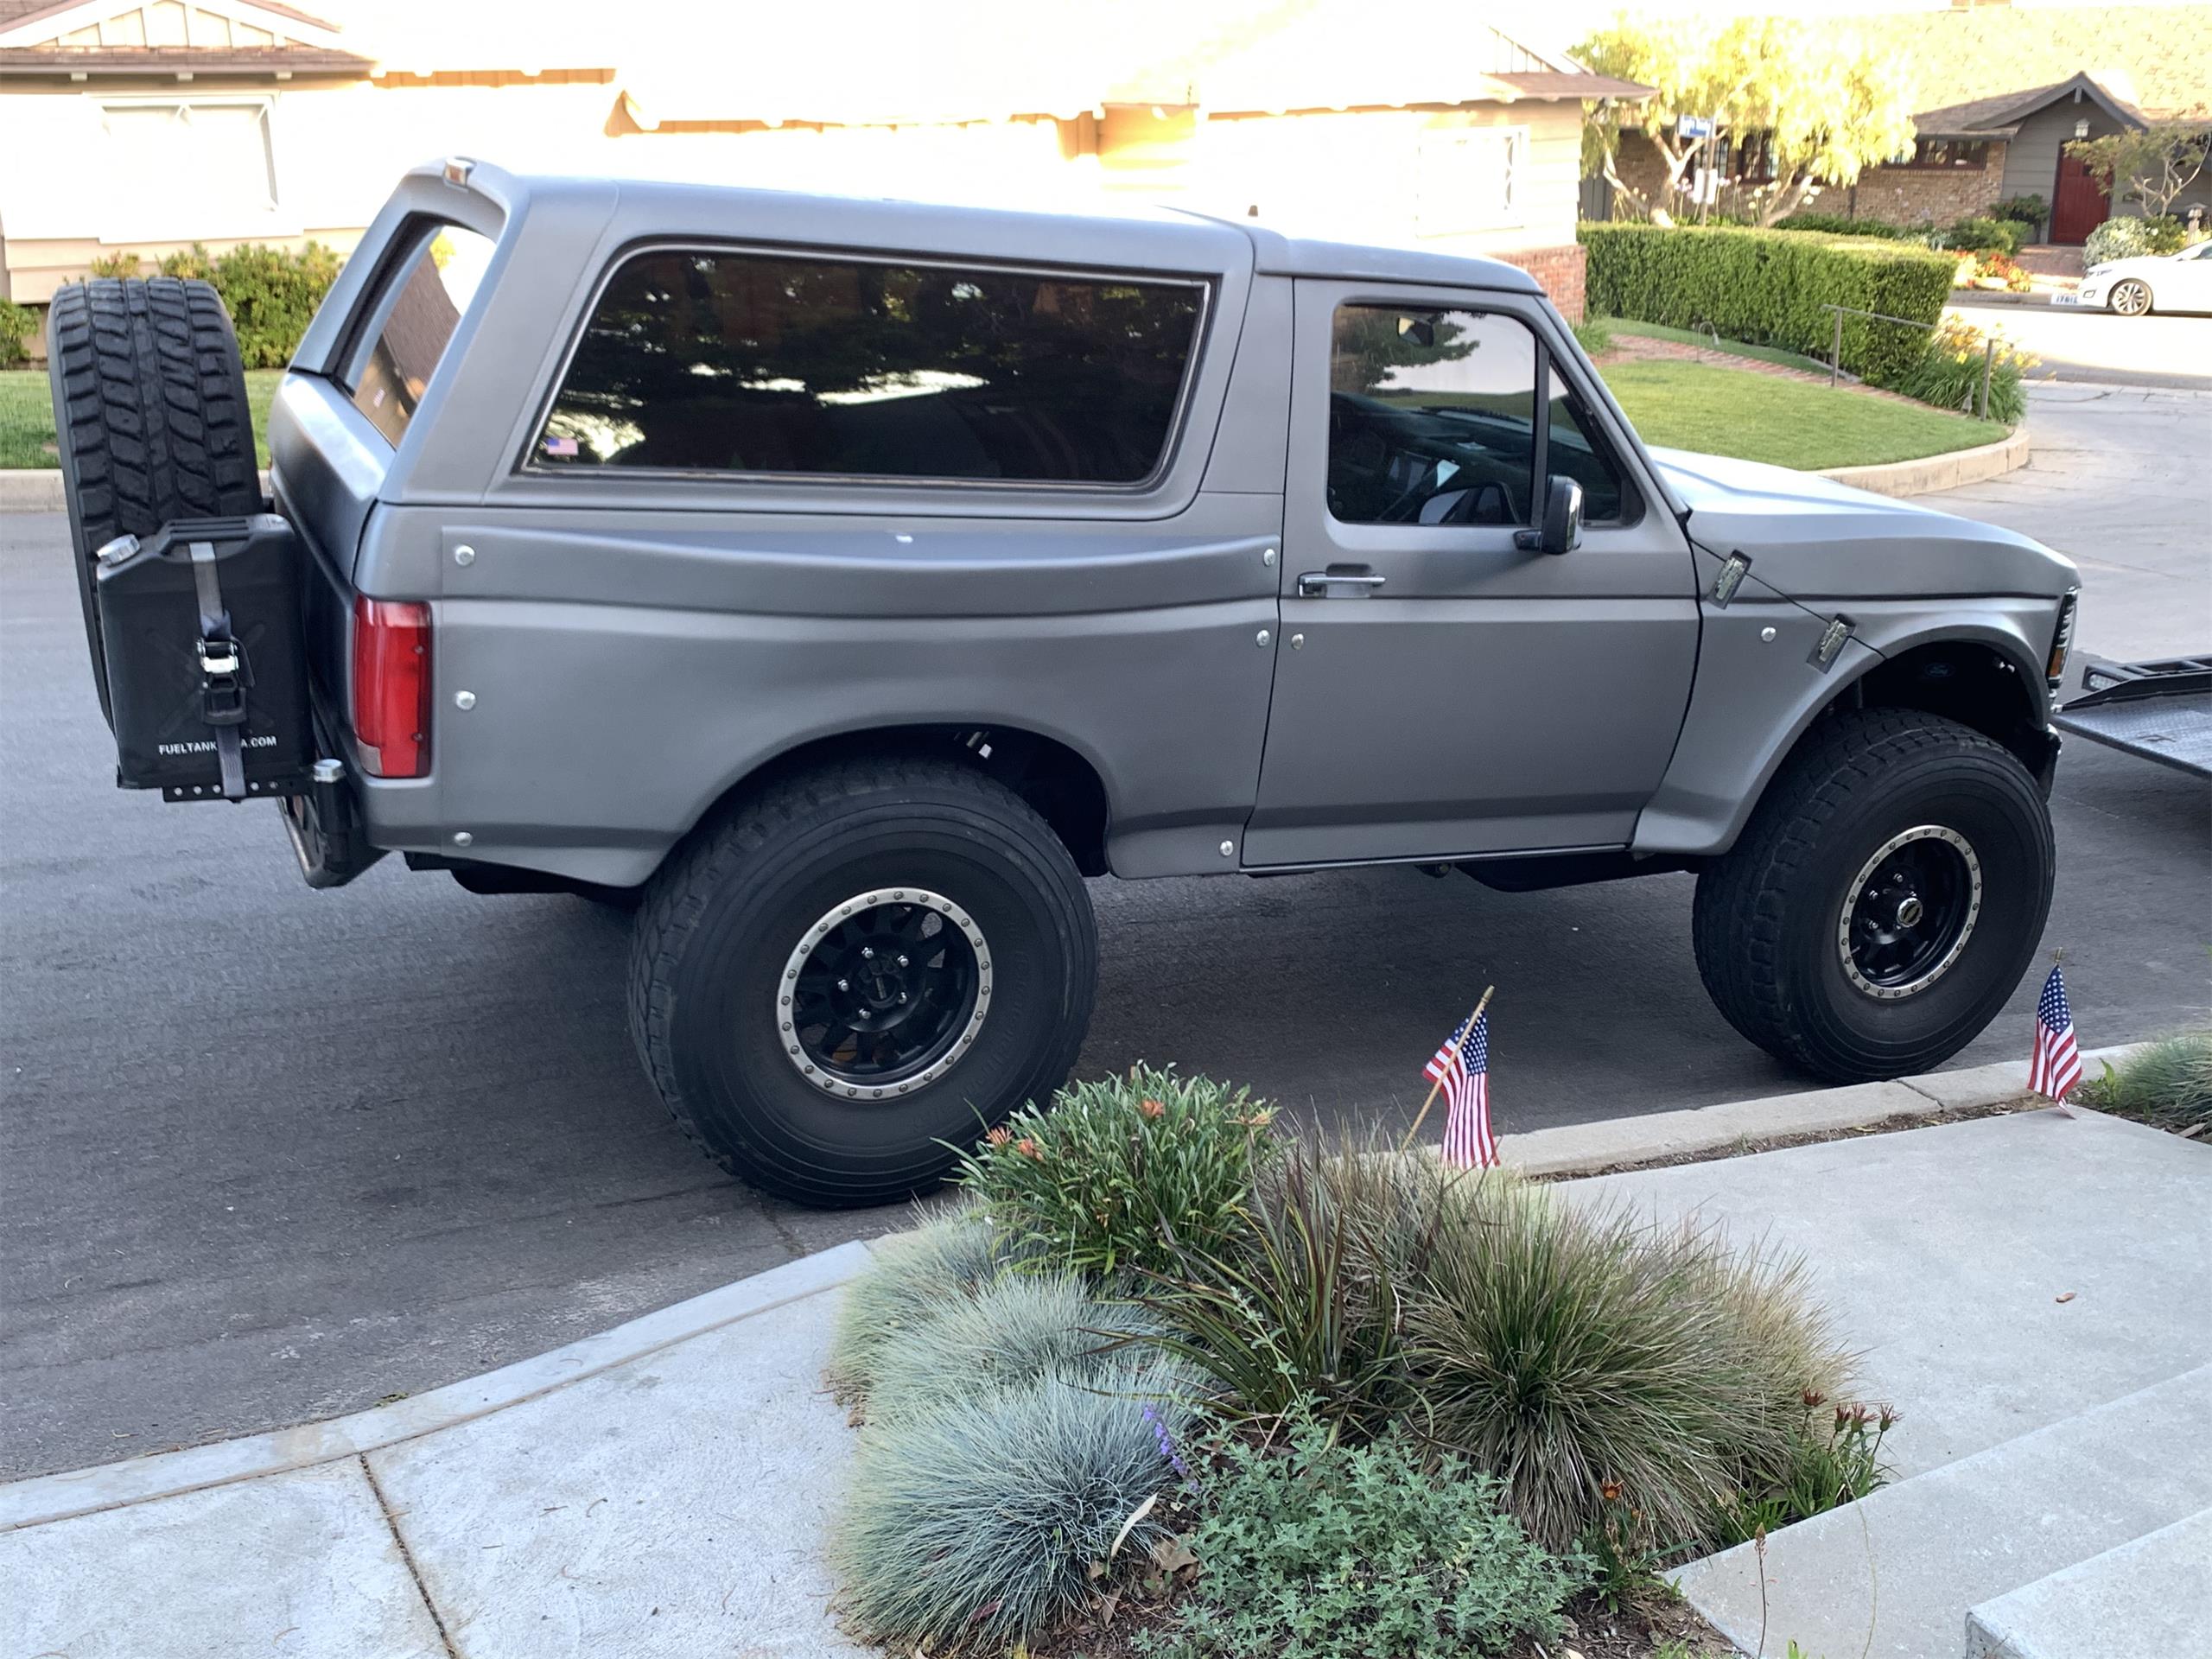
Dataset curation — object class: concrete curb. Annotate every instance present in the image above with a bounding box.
[1817,422,2031,498]
[0,467,272,512]
[0,470,63,512]
[0,1238,875,1534]
[1497,1043,2142,1179]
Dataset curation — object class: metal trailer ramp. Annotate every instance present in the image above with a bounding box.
[2053,656,2212,779]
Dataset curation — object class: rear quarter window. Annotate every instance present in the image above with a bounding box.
[533,249,1206,486]
[348,226,494,448]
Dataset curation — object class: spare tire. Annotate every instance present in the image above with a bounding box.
[46,277,262,725]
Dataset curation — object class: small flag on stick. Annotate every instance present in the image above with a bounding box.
[2028,962,2082,1103]
[1404,987,1499,1168]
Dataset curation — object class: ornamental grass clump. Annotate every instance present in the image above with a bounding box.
[867,1270,1174,1422]
[830,1363,1192,1650]
[955,1065,1277,1277]
[2080,1030,2212,1133]
[1406,1181,1853,1551]
[1146,1134,1452,1438]
[828,1206,1012,1396]
[1141,1421,1582,1659]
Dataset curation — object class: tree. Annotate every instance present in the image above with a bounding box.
[2067,112,2212,219]
[1579,16,1918,227]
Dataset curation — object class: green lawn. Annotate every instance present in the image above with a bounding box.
[1599,319,1840,377]
[0,368,282,469]
[1596,359,2006,470]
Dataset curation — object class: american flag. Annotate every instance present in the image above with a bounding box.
[1424,1008,1498,1169]
[2027,963,2082,1102]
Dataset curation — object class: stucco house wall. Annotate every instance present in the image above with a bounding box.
[3,0,1637,327]
[0,73,620,304]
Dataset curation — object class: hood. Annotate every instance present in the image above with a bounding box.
[1650,446,2077,602]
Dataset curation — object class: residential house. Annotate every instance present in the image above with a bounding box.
[1592,5,2210,244]
[1840,5,2212,241]
[0,0,1648,342]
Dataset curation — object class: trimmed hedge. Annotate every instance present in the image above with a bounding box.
[1580,222,1955,386]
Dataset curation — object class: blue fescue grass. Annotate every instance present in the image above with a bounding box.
[830,1364,1192,1649]
[828,1207,1011,1397]
[867,1271,1173,1423]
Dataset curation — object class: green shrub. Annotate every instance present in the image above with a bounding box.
[1773,212,1913,239]
[1993,194,2047,228]
[2079,1031,2212,1133]
[828,1208,1014,1396]
[955,1065,1277,1277]
[1895,316,2033,424]
[1405,1181,1851,1551]
[830,1365,1191,1649]
[2085,215,2191,265]
[87,251,145,277]
[0,300,36,368]
[1571,315,1614,356]
[1580,222,1954,385]
[1937,215,2026,256]
[1711,1396,1897,1546]
[868,1271,1173,1421]
[1143,1422,1582,1659]
[214,242,340,367]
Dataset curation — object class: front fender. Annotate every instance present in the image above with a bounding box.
[1634,559,2060,858]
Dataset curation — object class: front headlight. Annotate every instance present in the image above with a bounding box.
[2046,589,2080,694]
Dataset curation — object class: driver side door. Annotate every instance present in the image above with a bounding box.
[1243,281,1700,867]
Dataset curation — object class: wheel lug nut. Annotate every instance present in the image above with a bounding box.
[836,978,849,993]
[896,954,908,968]
[861,946,874,960]
[898,991,908,1003]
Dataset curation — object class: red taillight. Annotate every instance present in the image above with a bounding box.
[353,596,431,778]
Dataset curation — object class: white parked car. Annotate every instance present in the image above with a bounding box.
[2074,240,2212,316]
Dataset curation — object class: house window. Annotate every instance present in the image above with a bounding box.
[536,250,1207,485]
[100,99,278,226]
[1897,138,1991,170]
[1414,127,1526,236]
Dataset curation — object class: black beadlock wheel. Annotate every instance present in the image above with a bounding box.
[46,277,262,725]
[1692,708,2056,1082]
[627,756,1098,1207]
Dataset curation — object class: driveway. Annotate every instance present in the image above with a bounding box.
[1945,299,2212,391]
[1923,382,2209,661]
[5,440,2209,1477]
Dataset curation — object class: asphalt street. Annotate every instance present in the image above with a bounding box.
[5,380,2209,1477]
[1944,299,2212,391]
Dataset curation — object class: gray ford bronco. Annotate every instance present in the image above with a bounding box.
[51,159,2078,1205]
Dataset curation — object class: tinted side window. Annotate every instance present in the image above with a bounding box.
[1329,305,1537,525]
[537,251,1205,484]
[350,226,493,448]
[1547,384,1629,524]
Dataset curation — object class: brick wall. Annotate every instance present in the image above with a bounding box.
[1500,242,1587,321]
[1846,149,2005,228]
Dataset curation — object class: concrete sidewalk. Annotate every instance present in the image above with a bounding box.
[4,1090,2205,1658]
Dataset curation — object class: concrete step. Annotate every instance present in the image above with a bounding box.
[1965,1507,2212,1659]
[1673,1363,2212,1658]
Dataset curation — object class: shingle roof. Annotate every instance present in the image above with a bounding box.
[1914,74,2150,140]
[1854,4,2212,124]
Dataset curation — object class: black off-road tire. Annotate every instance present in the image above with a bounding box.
[628,756,1098,1207]
[1694,708,2055,1082]
[46,277,261,725]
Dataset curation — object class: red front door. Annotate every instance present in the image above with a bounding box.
[2051,153,2109,245]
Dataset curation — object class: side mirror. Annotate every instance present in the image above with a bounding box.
[1515,476,1584,555]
